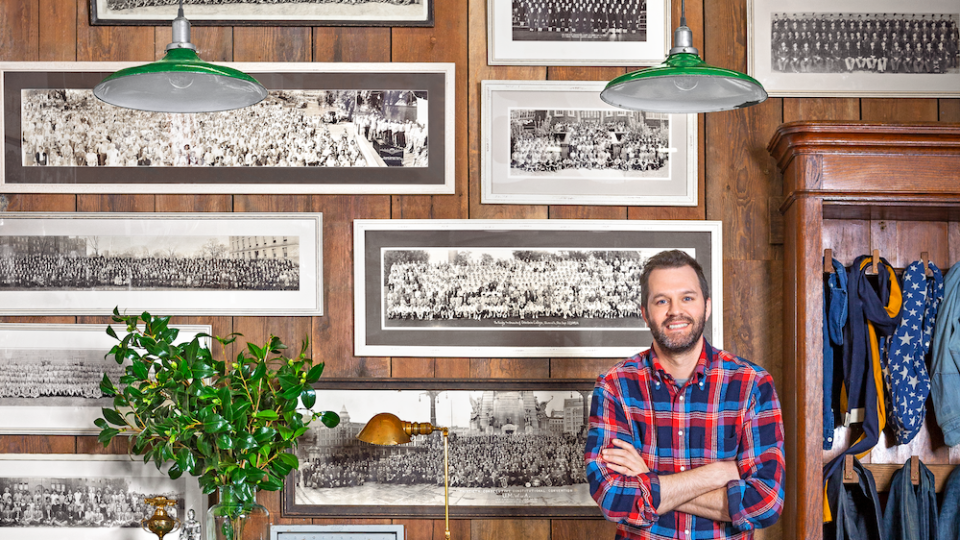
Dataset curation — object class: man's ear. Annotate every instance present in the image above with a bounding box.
[640,305,648,324]
[705,297,712,321]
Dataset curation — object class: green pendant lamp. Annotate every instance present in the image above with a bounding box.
[601,1,767,114]
[93,0,267,113]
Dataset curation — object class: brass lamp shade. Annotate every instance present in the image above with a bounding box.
[357,413,412,445]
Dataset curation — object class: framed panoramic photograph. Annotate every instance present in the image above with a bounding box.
[272,525,405,540]
[0,453,207,540]
[0,323,210,435]
[90,0,433,26]
[0,62,454,194]
[0,212,322,316]
[354,219,722,358]
[283,379,599,518]
[486,0,669,65]
[481,80,696,206]
[747,0,960,97]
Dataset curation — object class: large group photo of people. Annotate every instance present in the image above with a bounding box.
[0,356,122,400]
[383,249,644,323]
[21,88,428,169]
[510,109,669,177]
[0,478,177,528]
[771,12,960,74]
[512,0,647,42]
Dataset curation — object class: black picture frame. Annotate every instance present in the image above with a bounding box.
[90,0,434,27]
[282,378,601,519]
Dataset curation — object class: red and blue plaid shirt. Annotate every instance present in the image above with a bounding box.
[585,341,785,540]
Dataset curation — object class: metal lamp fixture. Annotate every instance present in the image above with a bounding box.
[600,0,767,114]
[358,413,452,540]
[93,0,267,113]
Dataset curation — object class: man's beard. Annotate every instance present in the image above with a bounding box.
[649,311,707,354]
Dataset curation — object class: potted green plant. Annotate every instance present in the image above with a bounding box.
[95,309,339,540]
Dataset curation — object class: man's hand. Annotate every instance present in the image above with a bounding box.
[600,439,649,477]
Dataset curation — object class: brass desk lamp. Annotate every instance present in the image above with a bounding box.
[357,413,451,540]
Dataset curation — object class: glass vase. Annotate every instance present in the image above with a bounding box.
[205,486,268,540]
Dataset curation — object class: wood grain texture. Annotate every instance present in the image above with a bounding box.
[155,26,233,62]
[942,100,960,122]
[76,0,153,61]
[548,206,627,220]
[782,98,860,123]
[0,0,39,61]
[39,0,76,61]
[552,519,618,540]
[76,195,155,212]
[860,99,939,123]
[313,27,390,62]
[156,195,232,213]
[471,519,550,540]
[233,27,311,62]
[550,358,621,379]
[1,194,76,212]
[470,358,549,378]
[0,435,74,453]
[721,259,783,387]
[547,66,625,81]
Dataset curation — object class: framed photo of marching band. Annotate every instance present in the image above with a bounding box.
[486,0,670,65]
[283,378,599,518]
[0,323,211,435]
[353,219,722,358]
[747,0,960,97]
[0,62,454,194]
[0,213,323,316]
[0,454,207,540]
[89,0,435,27]
[481,80,697,207]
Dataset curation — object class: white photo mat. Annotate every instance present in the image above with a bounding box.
[354,219,722,358]
[486,0,669,65]
[0,323,211,435]
[0,212,322,316]
[747,0,960,97]
[271,525,404,540]
[1,62,455,194]
[481,80,697,206]
[0,454,207,540]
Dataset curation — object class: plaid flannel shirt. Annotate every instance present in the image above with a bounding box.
[585,341,785,540]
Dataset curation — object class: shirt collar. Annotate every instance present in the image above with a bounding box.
[647,339,714,386]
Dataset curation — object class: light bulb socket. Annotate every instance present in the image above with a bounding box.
[166,13,196,51]
[669,25,698,55]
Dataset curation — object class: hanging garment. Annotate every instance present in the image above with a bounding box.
[931,260,960,446]
[883,260,943,445]
[824,456,885,540]
[937,465,960,540]
[882,458,938,540]
[823,255,902,521]
[824,256,849,450]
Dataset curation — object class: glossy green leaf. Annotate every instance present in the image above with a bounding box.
[318,411,340,428]
[299,387,316,409]
[215,433,235,450]
[102,408,126,426]
[252,410,279,421]
[305,362,325,383]
[235,434,258,452]
[253,427,277,444]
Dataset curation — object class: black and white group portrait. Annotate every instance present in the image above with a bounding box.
[0,234,300,292]
[770,12,960,74]
[93,0,431,25]
[0,455,204,540]
[509,108,669,178]
[511,0,647,42]
[21,89,428,169]
[290,386,595,515]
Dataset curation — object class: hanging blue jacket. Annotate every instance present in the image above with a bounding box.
[931,260,960,446]
[882,458,937,540]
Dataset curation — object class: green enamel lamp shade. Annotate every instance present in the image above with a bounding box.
[93,47,267,114]
[601,52,768,114]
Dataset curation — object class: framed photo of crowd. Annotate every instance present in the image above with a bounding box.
[90,0,434,27]
[0,454,206,540]
[282,378,599,518]
[0,212,323,316]
[353,219,722,358]
[0,62,454,194]
[747,0,960,97]
[486,0,669,65]
[0,323,210,435]
[481,80,697,207]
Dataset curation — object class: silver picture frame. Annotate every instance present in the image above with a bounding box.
[747,0,960,97]
[486,0,670,66]
[1,62,454,194]
[271,524,405,540]
[0,323,211,435]
[0,212,323,316]
[354,219,722,358]
[0,453,207,540]
[481,80,697,206]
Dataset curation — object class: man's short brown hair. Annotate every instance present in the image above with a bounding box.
[638,250,710,310]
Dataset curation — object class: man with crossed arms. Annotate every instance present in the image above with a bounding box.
[585,250,785,539]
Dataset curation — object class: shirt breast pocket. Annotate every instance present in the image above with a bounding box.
[719,431,740,460]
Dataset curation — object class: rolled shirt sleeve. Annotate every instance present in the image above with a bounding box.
[725,373,786,531]
[585,378,661,528]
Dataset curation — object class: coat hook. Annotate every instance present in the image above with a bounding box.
[824,248,834,274]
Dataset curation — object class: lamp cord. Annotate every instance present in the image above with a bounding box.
[680,0,687,28]
[178,0,184,18]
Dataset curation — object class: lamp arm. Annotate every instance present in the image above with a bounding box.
[443,429,450,540]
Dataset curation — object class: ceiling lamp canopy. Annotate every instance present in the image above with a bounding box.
[93,1,267,114]
[601,12,767,114]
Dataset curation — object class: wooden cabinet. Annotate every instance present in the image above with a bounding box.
[770,121,960,540]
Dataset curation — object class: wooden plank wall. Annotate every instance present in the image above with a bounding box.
[0,1,957,539]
